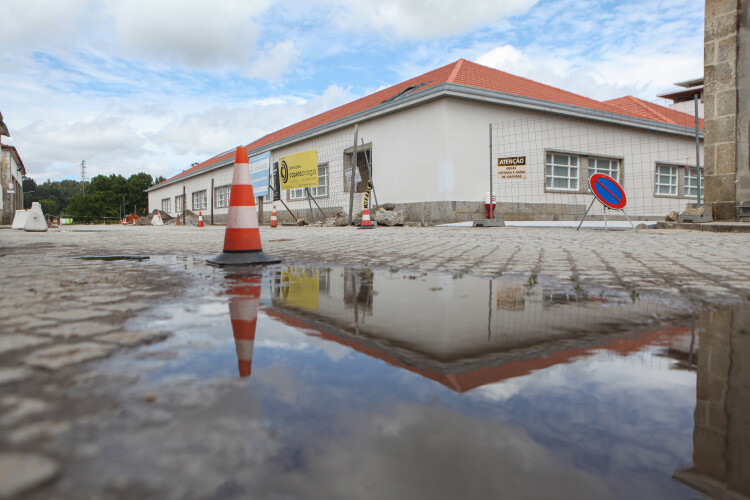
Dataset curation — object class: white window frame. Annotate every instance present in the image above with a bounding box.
[289,164,329,200]
[175,195,184,213]
[161,198,171,213]
[192,190,207,211]
[655,164,679,197]
[215,185,231,208]
[684,166,704,199]
[545,153,579,192]
[588,157,620,181]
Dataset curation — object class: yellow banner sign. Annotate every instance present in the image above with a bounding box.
[280,269,320,311]
[279,150,319,190]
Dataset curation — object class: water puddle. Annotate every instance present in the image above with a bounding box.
[97,264,748,499]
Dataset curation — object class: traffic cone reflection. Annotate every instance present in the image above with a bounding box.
[206,146,280,266]
[228,276,261,378]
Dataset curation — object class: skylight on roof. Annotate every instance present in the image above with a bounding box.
[382,82,429,103]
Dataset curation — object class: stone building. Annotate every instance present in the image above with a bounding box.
[0,112,25,225]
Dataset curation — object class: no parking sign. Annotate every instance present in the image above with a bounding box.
[589,173,626,210]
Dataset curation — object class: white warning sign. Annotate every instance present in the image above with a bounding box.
[497,156,527,180]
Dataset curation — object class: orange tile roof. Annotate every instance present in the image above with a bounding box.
[155,59,701,188]
[603,96,703,129]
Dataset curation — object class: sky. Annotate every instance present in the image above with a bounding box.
[1,0,704,183]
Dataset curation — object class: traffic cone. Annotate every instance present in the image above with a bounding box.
[206,146,280,266]
[359,207,375,229]
[51,218,59,228]
[132,219,137,226]
[198,212,204,228]
[176,216,181,226]
[228,275,261,378]
[121,218,126,225]
[270,205,277,228]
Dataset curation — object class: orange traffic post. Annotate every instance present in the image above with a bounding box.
[270,205,277,228]
[206,146,280,266]
[359,207,374,229]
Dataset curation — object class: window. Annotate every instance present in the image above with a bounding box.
[192,190,207,211]
[684,167,704,198]
[655,165,678,196]
[161,198,171,213]
[289,164,328,200]
[215,185,231,208]
[588,158,619,181]
[175,195,184,213]
[545,153,579,191]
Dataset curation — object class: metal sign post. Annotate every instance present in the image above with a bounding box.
[577,173,637,232]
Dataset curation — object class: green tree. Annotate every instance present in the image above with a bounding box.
[126,173,153,215]
[39,197,60,216]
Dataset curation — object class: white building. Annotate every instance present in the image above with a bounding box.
[147,59,703,223]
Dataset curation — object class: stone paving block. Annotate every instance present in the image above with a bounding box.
[0,452,59,498]
[0,334,50,355]
[24,342,117,371]
[97,330,170,347]
[7,421,71,445]
[37,309,112,322]
[0,397,50,426]
[39,321,118,339]
[0,367,33,387]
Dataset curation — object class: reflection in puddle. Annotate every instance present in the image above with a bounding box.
[111,264,748,499]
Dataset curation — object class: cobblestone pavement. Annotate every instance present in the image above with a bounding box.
[0,224,749,497]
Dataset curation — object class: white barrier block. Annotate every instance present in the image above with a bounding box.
[151,213,163,226]
[11,210,28,230]
[23,203,48,232]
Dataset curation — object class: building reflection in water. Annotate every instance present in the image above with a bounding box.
[674,308,750,499]
[225,273,262,378]
[260,266,692,392]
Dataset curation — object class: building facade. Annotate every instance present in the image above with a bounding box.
[0,144,25,225]
[148,59,703,224]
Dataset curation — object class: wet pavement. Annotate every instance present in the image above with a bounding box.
[1,225,749,499]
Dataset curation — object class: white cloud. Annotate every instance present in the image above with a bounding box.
[109,0,272,67]
[0,0,95,48]
[247,40,301,81]
[330,0,539,39]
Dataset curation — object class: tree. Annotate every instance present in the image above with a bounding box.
[126,173,153,215]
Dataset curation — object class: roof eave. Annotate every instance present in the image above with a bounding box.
[148,83,702,192]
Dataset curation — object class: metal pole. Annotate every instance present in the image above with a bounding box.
[211,178,214,225]
[306,188,314,223]
[348,124,359,225]
[489,123,494,219]
[576,198,597,231]
[604,206,608,231]
[182,186,186,225]
[694,93,702,207]
[361,139,378,210]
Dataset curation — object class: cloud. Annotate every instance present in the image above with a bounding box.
[0,0,95,49]
[329,0,539,39]
[247,40,301,81]
[109,0,272,67]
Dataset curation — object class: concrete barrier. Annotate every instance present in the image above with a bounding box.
[11,210,27,230]
[23,203,48,232]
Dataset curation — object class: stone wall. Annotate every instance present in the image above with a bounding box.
[704,0,748,219]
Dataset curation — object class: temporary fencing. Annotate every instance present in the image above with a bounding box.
[489,104,704,221]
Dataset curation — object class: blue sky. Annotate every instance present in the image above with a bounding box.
[0,0,704,182]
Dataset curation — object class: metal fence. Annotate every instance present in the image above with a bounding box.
[489,104,704,221]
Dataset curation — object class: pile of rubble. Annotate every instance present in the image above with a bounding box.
[314,204,406,227]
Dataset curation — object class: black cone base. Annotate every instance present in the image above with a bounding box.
[206,250,281,267]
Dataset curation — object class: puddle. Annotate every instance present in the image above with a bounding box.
[96,265,748,499]
[76,255,150,261]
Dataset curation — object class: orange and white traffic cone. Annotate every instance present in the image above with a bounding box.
[359,207,374,229]
[206,146,280,266]
[228,276,261,378]
[132,219,137,226]
[198,212,204,228]
[121,218,126,225]
[270,205,277,228]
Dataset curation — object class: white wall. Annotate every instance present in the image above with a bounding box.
[149,96,704,219]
